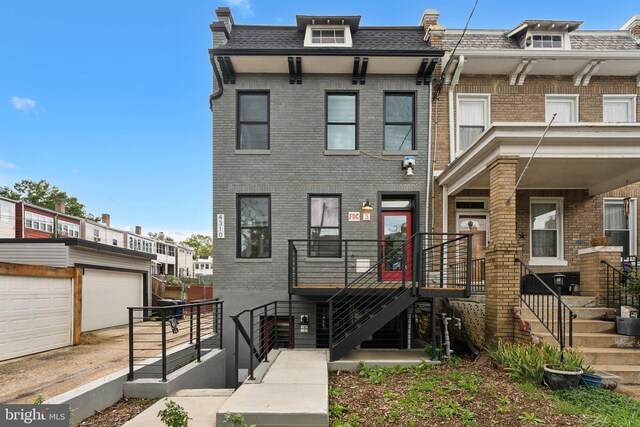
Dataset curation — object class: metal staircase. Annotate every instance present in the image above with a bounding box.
[327,233,473,361]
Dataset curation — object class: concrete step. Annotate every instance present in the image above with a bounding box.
[529,319,616,334]
[537,332,640,348]
[520,295,597,308]
[591,365,640,385]
[216,350,329,426]
[519,306,616,321]
[582,347,640,366]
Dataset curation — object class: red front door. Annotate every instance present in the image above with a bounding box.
[381,211,413,282]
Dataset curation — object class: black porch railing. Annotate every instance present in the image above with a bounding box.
[449,258,485,293]
[516,258,575,351]
[602,260,638,315]
[127,299,223,381]
[230,300,323,386]
[288,239,390,292]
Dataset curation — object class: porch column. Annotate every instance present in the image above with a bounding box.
[578,247,623,306]
[485,156,520,343]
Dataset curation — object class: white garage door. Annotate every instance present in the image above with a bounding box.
[0,275,72,361]
[82,269,143,332]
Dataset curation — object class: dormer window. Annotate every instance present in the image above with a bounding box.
[311,29,345,44]
[530,34,563,49]
[303,24,353,47]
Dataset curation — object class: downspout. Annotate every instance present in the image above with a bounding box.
[209,53,224,111]
[426,81,433,236]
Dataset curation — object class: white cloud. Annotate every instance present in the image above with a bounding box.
[0,160,16,169]
[10,96,37,112]
[224,0,253,15]
[123,225,132,232]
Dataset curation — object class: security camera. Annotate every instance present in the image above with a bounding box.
[402,156,415,177]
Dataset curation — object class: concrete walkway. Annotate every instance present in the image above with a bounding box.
[216,350,329,427]
[124,389,234,427]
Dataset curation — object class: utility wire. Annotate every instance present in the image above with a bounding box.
[505,113,557,205]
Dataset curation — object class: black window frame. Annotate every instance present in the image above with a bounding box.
[325,92,358,150]
[236,90,270,150]
[383,92,416,151]
[236,194,272,259]
[308,194,342,258]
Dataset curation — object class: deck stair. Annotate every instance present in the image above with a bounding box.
[516,295,640,384]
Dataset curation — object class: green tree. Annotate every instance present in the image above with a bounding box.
[0,179,100,221]
[180,234,213,257]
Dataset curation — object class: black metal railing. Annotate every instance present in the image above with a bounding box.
[449,258,485,293]
[230,300,324,386]
[515,258,575,351]
[602,260,638,315]
[288,239,392,292]
[127,299,223,381]
[419,233,473,295]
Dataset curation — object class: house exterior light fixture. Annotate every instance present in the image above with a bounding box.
[361,200,373,211]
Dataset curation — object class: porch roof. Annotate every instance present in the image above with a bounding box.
[437,123,640,196]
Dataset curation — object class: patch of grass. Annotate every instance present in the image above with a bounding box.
[517,411,545,424]
[554,386,640,426]
[433,399,477,426]
[329,385,344,398]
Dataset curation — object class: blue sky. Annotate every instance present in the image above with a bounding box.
[1,0,637,240]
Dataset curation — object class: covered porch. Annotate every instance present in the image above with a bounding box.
[437,122,640,342]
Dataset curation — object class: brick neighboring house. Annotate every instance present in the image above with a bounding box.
[15,200,81,239]
[432,14,640,342]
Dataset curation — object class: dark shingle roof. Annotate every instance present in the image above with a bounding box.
[214,25,440,53]
[442,30,640,51]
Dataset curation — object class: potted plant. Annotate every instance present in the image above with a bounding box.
[544,362,583,390]
[590,235,612,247]
[616,266,640,336]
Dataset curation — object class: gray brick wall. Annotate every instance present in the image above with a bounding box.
[212,74,432,299]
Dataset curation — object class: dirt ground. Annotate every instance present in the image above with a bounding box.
[78,397,156,427]
[0,326,131,404]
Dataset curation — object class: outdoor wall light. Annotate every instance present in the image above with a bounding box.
[553,273,565,288]
[300,315,309,333]
[361,200,373,212]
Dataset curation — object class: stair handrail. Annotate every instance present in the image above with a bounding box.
[515,258,576,351]
[601,259,637,315]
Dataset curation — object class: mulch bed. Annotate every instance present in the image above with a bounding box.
[330,359,584,426]
[78,397,156,427]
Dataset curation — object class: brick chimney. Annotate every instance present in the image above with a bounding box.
[420,9,444,49]
[621,15,640,40]
[135,225,142,235]
[216,7,234,34]
[101,213,110,226]
[54,199,66,214]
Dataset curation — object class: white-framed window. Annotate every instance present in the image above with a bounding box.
[530,197,566,265]
[603,95,636,123]
[604,198,637,257]
[112,238,118,246]
[0,202,11,223]
[25,212,53,232]
[303,25,352,47]
[545,95,578,123]
[529,34,564,49]
[456,94,490,154]
[58,220,79,238]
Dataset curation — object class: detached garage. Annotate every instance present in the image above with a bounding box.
[0,239,155,361]
[82,269,143,332]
